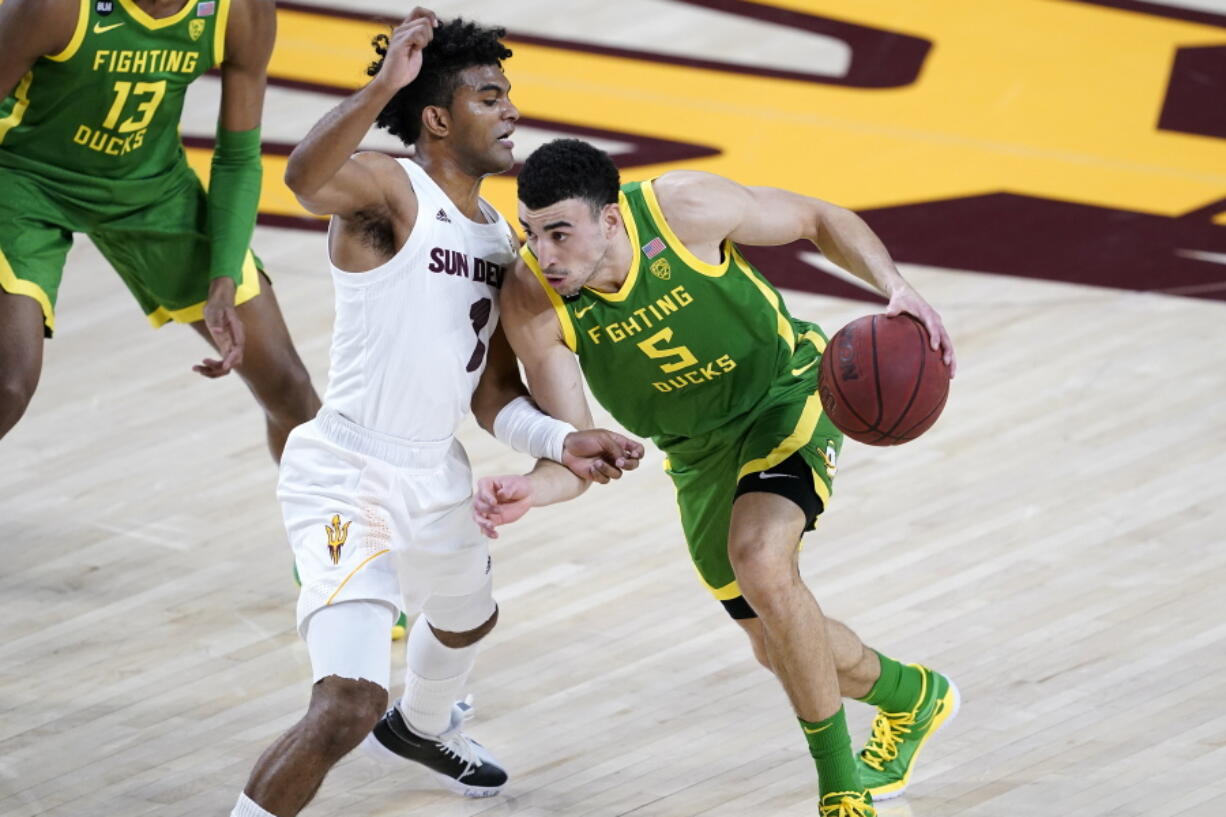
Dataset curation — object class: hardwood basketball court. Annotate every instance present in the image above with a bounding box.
[2,1,1224,815]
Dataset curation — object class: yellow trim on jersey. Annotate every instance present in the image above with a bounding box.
[0,246,55,332]
[704,576,743,602]
[118,0,199,30]
[325,549,392,606]
[799,329,827,355]
[731,247,795,352]
[46,0,90,62]
[213,0,231,66]
[736,390,832,508]
[586,191,641,303]
[640,179,730,278]
[145,249,261,327]
[0,72,33,145]
[519,245,578,353]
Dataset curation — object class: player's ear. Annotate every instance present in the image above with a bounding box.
[600,201,621,237]
[422,105,450,138]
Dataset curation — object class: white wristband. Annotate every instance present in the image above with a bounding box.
[493,395,576,463]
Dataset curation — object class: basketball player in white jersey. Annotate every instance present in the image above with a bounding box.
[228,11,643,817]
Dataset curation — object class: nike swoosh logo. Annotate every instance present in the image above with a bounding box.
[758,472,799,480]
[802,722,833,735]
[93,21,125,33]
[791,359,818,376]
[574,304,596,319]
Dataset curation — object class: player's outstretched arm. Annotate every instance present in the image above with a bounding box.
[194,0,278,378]
[471,325,641,484]
[0,0,78,98]
[283,8,438,216]
[653,171,956,375]
[472,261,643,537]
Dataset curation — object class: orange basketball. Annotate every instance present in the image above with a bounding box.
[818,314,951,445]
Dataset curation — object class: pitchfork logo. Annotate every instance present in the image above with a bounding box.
[324,514,351,566]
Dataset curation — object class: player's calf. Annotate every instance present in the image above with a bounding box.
[237,675,387,817]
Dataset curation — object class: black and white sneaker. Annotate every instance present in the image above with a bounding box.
[361,697,507,798]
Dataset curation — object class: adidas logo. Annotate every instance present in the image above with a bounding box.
[436,209,451,223]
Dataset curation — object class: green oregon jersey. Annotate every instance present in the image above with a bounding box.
[522,179,827,445]
[0,0,229,182]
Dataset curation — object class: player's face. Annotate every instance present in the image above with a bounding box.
[447,65,518,174]
[519,198,616,297]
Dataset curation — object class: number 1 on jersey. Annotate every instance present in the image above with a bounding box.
[466,297,492,372]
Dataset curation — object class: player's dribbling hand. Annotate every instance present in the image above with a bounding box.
[195,277,245,378]
[886,285,957,377]
[561,429,645,484]
[374,7,440,91]
[473,475,535,539]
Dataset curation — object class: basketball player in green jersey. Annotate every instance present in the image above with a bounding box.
[0,0,318,460]
[475,139,959,816]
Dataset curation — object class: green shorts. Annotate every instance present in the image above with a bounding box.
[0,157,261,336]
[662,329,844,615]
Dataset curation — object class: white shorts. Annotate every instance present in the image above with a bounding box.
[279,409,496,637]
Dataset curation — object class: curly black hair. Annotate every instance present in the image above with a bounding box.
[367,18,512,146]
[518,139,621,214]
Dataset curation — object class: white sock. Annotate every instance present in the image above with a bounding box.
[231,792,277,817]
[399,614,478,736]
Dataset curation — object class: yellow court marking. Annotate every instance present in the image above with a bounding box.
[206,2,1225,228]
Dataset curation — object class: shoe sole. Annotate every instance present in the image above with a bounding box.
[358,732,504,799]
[868,676,961,802]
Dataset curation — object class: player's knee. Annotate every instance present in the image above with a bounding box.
[729,538,790,591]
[731,561,796,619]
[0,368,38,435]
[254,360,317,425]
[429,606,499,649]
[306,676,387,756]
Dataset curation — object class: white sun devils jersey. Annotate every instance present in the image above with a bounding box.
[322,158,517,441]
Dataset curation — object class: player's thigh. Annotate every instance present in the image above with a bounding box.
[303,599,396,690]
[665,443,751,617]
[279,423,402,635]
[403,442,496,632]
[88,171,262,325]
[0,168,77,339]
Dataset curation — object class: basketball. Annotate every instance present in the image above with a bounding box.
[818,314,951,445]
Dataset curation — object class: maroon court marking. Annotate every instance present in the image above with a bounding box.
[238,2,1226,304]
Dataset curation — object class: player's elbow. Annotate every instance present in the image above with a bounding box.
[283,157,314,198]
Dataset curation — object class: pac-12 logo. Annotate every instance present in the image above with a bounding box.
[95,0,114,16]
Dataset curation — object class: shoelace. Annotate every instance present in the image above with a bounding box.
[819,791,875,817]
[438,729,484,771]
[859,708,915,771]
[437,695,483,773]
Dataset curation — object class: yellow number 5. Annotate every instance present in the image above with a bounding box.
[102,80,166,133]
[637,327,697,373]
